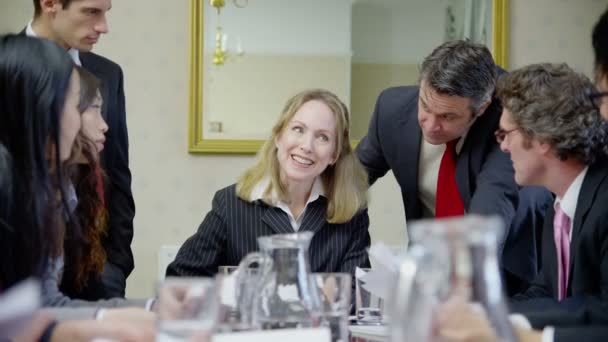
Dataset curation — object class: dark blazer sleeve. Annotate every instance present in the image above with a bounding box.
[523,297,608,329]
[355,91,392,185]
[166,189,228,277]
[337,209,371,274]
[512,269,554,302]
[510,215,555,302]
[553,327,608,342]
[467,141,518,230]
[462,119,518,263]
[510,217,557,308]
[521,298,608,342]
[102,64,135,297]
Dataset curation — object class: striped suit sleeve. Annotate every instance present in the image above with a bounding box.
[338,209,371,275]
[166,189,228,277]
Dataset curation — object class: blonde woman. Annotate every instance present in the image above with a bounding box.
[168,89,370,277]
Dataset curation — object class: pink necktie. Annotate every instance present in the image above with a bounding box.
[553,203,571,301]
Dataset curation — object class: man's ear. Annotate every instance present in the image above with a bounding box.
[538,140,553,156]
[39,0,61,14]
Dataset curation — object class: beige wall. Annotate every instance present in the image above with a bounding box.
[1,0,605,298]
[350,63,420,139]
[509,0,608,76]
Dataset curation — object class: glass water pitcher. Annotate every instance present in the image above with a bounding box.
[236,232,323,330]
[389,215,517,342]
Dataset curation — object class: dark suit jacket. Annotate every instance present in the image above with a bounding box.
[166,185,371,277]
[512,158,608,310]
[355,86,552,289]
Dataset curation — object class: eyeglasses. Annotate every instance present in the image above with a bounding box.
[586,88,608,110]
[494,127,519,144]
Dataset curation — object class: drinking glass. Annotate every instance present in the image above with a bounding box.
[355,267,384,325]
[314,273,351,342]
[156,277,220,342]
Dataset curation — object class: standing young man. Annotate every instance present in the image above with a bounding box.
[28,0,134,299]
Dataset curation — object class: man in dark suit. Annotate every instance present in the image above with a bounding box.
[355,40,552,295]
[496,63,608,340]
[27,0,134,299]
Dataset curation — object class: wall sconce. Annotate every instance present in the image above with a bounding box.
[210,0,247,66]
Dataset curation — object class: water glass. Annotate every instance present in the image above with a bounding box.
[216,268,260,332]
[355,268,384,325]
[314,273,351,342]
[156,277,220,341]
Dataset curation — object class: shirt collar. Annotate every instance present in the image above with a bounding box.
[554,166,589,219]
[26,20,82,66]
[250,176,325,206]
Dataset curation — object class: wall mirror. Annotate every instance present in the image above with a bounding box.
[188,0,508,153]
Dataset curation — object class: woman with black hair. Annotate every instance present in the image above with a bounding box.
[0,34,153,341]
[60,66,111,301]
[0,33,81,290]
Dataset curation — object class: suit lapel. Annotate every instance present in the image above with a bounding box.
[396,92,422,216]
[261,206,295,235]
[569,162,608,285]
[298,199,327,234]
[455,141,471,209]
[543,205,559,296]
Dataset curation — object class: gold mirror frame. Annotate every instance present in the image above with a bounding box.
[188,0,509,154]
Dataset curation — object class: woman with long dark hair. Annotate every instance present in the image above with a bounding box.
[61,66,111,300]
[0,34,152,341]
[0,33,82,290]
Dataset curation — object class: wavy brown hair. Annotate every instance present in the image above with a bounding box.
[496,63,608,164]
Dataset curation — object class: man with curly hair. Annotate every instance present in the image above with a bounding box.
[496,63,608,318]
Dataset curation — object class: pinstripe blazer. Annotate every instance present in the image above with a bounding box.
[166,184,371,277]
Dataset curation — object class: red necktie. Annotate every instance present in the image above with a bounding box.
[435,139,465,217]
[553,203,571,300]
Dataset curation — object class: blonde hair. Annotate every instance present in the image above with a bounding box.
[236,89,368,223]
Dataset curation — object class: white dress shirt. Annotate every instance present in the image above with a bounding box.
[249,177,325,231]
[553,166,588,243]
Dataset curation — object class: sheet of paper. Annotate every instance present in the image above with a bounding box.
[358,243,407,300]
